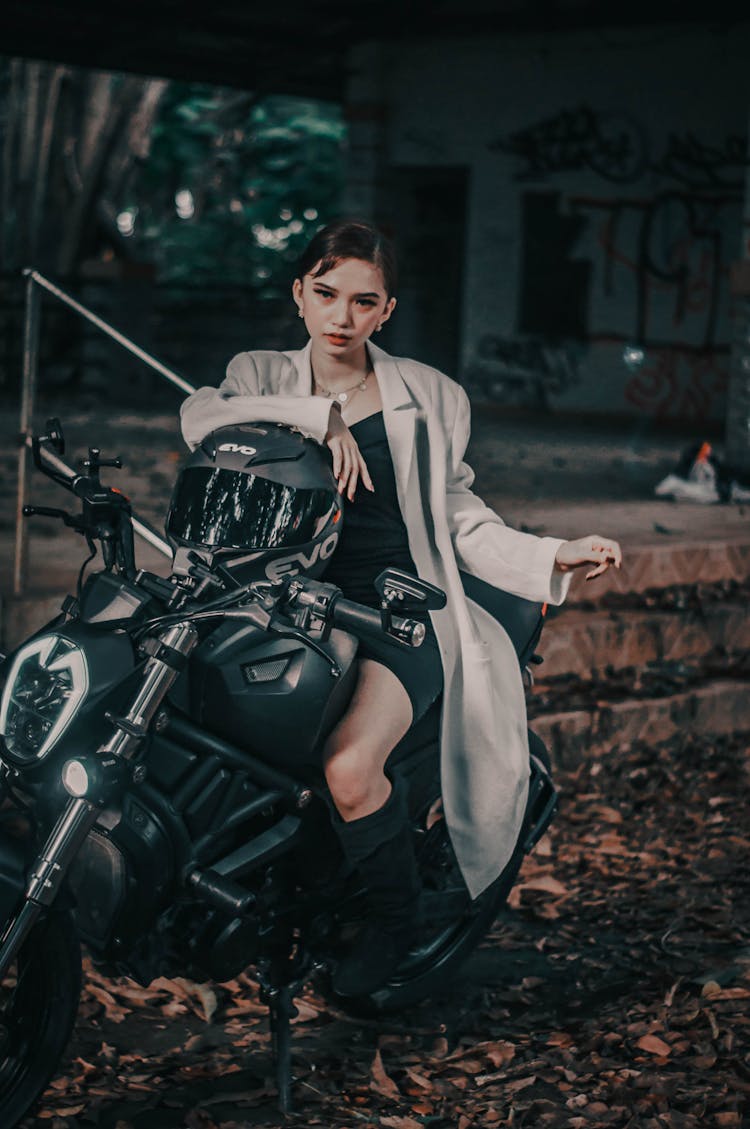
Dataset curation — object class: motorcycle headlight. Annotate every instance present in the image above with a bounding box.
[0,635,89,764]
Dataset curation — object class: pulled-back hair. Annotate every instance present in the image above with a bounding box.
[296,219,398,297]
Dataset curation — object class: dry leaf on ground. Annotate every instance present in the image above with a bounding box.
[370,1049,400,1100]
[636,1033,672,1056]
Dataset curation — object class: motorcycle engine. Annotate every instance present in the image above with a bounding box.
[67,793,172,958]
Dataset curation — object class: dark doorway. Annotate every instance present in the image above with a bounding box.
[379,166,468,378]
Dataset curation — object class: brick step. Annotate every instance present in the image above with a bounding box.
[532,678,750,768]
[537,602,750,681]
[564,538,750,605]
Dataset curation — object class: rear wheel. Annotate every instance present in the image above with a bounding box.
[0,911,81,1128]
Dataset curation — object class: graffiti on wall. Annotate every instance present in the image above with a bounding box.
[649,134,748,192]
[490,104,749,190]
[571,190,736,416]
[623,347,729,419]
[466,334,581,410]
[572,190,737,349]
[470,190,736,415]
[490,106,648,184]
[481,106,745,418]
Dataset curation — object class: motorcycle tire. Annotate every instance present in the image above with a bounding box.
[334,783,526,1017]
[0,910,82,1128]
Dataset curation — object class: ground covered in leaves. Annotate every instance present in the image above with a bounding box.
[24,731,750,1129]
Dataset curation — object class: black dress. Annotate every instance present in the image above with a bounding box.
[324,412,443,721]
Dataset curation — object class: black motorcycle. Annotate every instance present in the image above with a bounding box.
[0,419,557,1125]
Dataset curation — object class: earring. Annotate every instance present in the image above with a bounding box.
[298,307,304,319]
[377,322,383,332]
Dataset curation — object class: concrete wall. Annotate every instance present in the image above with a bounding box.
[347,22,750,421]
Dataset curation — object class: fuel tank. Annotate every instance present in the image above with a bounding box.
[179,620,358,768]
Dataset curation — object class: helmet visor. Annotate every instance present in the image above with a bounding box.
[166,467,336,551]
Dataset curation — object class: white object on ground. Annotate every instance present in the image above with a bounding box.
[654,472,720,504]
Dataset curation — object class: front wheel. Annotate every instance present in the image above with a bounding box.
[0,910,82,1128]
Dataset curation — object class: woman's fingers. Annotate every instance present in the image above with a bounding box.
[342,442,357,500]
[584,540,622,580]
[556,535,622,580]
[585,561,608,580]
[347,448,374,498]
[359,452,374,492]
[339,444,352,493]
[590,537,622,568]
[330,439,342,481]
[327,430,372,499]
[342,443,372,499]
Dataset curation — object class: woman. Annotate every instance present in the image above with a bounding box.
[180,219,622,996]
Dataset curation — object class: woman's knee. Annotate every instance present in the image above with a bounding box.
[323,741,383,815]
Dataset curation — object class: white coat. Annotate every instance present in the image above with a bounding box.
[180,339,571,898]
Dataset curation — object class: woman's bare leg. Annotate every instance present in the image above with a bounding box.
[323,658,413,821]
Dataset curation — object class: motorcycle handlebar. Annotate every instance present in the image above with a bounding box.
[135,577,429,649]
[330,595,426,648]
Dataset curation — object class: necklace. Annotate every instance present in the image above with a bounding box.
[314,369,371,404]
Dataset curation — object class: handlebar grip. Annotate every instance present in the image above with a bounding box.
[331,596,426,648]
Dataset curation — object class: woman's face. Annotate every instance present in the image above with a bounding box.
[293,257,396,360]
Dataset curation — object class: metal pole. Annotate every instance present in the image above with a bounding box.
[22,269,196,397]
[130,515,173,559]
[13,273,41,596]
[12,268,189,594]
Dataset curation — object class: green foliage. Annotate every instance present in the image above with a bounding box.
[122,86,346,291]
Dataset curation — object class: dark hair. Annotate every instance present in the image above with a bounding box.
[296,218,398,297]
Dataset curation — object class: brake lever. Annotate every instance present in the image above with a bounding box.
[234,586,340,673]
[23,504,87,533]
[265,618,342,678]
[23,505,69,521]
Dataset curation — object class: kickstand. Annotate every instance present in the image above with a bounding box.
[267,983,298,1114]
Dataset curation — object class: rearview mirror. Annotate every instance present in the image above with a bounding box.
[374,568,447,611]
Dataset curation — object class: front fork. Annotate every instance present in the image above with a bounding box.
[0,621,198,979]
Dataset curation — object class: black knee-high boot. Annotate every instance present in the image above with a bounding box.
[331,775,421,996]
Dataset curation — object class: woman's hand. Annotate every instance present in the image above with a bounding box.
[554,535,623,581]
[325,405,374,501]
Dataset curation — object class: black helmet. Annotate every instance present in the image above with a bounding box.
[166,423,342,584]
